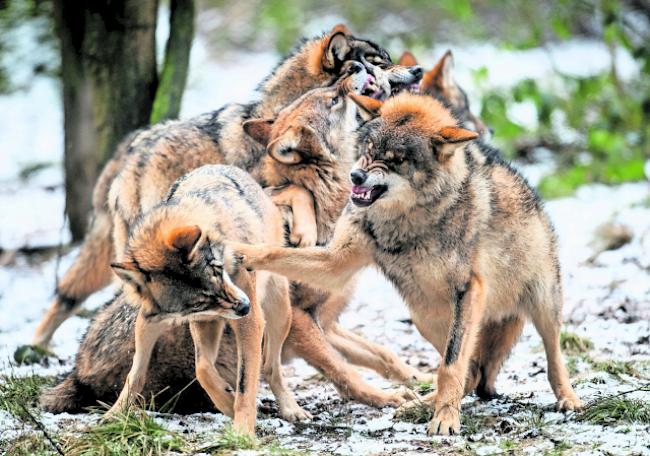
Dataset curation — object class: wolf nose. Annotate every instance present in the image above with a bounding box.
[409,66,423,79]
[347,61,364,74]
[350,169,368,185]
[233,299,250,317]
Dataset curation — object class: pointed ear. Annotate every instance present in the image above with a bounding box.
[323,25,351,71]
[348,93,383,121]
[422,50,455,92]
[165,225,202,257]
[432,126,478,160]
[398,51,418,66]
[243,118,274,146]
[111,262,145,288]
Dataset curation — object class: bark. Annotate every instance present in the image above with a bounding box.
[150,0,195,123]
[55,0,159,241]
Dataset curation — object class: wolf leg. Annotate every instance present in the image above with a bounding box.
[260,274,311,421]
[470,316,525,399]
[189,319,235,417]
[230,272,264,436]
[530,292,582,411]
[32,211,114,349]
[326,323,434,384]
[288,307,415,408]
[106,312,163,417]
[429,274,487,436]
[269,184,317,247]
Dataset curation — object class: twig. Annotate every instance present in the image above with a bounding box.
[18,403,64,456]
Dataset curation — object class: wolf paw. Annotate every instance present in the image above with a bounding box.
[290,227,317,247]
[280,403,313,422]
[427,405,461,436]
[384,387,418,407]
[394,397,434,423]
[556,396,583,411]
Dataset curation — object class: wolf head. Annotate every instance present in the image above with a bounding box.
[259,24,423,111]
[244,61,368,185]
[112,220,250,321]
[398,50,490,138]
[347,92,478,211]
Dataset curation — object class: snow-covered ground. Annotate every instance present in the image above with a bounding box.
[1,18,649,456]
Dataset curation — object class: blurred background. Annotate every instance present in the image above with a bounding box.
[0,0,649,248]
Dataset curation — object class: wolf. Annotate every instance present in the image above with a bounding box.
[41,76,424,417]
[399,50,490,138]
[30,24,423,350]
[229,92,583,435]
[45,165,310,435]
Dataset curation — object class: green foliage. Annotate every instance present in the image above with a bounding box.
[393,400,434,424]
[63,407,184,456]
[0,433,58,456]
[560,331,594,355]
[0,373,54,420]
[589,359,639,378]
[13,344,51,365]
[579,389,650,425]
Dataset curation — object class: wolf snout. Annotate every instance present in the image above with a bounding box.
[350,169,368,185]
[409,66,423,79]
[233,298,251,317]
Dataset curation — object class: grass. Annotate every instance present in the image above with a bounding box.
[560,331,593,355]
[63,407,184,456]
[196,424,257,452]
[0,372,54,420]
[0,433,58,456]
[499,438,518,451]
[578,385,650,425]
[393,400,434,424]
[589,359,638,379]
[409,380,435,395]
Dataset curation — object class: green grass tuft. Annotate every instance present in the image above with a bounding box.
[63,407,184,456]
[589,359,638,378]
[560,331,594,355]
[409,380,435,395]
[578,394,650,425]
[197,425,257,452]
[0,373,54,420]
[0,433,58,456]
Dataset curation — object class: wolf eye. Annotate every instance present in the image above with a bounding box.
[331,96,340,107]
[367,55,384,64]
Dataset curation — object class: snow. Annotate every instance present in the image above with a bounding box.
[1,16,649,456]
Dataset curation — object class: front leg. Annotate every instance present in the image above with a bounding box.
[106,311,164,417]
[429,274,487,435]
[229,271,265,436]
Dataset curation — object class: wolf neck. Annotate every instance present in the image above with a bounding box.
[256,38,332,117]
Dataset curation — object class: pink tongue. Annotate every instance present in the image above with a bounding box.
[352,185,369,195]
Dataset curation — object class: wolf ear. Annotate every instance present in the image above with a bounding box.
[398,51,418,66]
[267,137,303,165]
[111,262,145,288]
[431,126,478,161]
[323,24,352,71]
[243,118,274,146]
[165,225,202,258]
[348,93,383,121]
[422,50,455,92]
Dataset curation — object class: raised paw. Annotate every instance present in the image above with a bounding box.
[556,395,583,412]
[427,405,461,436]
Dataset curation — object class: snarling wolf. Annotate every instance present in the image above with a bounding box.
[230,92,582,435]
[44,165,310,435]
[31,24,423,349]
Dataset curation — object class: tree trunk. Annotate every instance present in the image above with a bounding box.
[55,0,159,241]
[150,0,194,123]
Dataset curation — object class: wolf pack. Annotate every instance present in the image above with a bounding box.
[30,25,582,437]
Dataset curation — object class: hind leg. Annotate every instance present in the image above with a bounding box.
[190,319,235,417]
[288,307,415,408]
[260,274,311,421]
[32,211,114,348]
[326,323,434,384]
[530,293,582,411]
[470,316,525,399]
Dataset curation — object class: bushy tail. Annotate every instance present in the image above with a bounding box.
[40,371,98,414]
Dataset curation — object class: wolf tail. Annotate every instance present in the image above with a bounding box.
[40,370,98,413]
